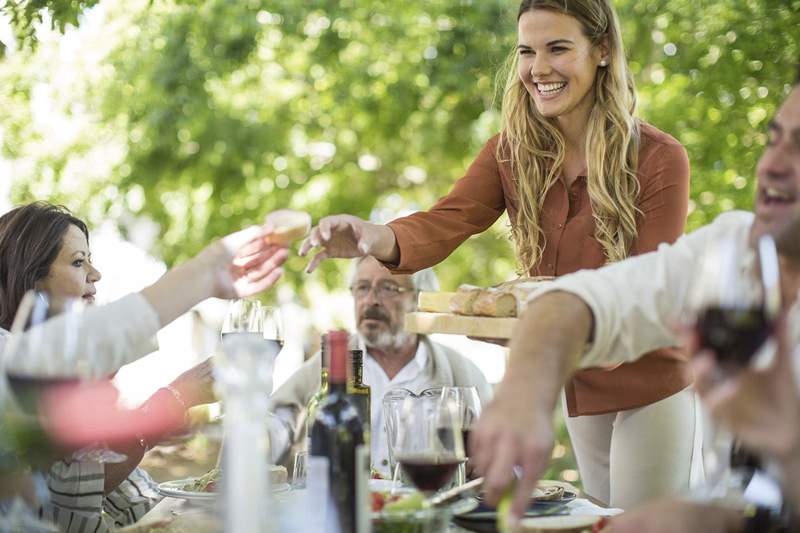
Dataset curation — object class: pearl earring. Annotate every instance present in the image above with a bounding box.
[599,60,608,67]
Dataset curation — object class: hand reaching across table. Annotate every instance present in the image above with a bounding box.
[298,214,399,273]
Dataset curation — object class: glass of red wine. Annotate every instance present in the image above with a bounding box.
[691,234,780,373]
[689,234,780,497]
[3,291,127,464]
[393,393,466,495]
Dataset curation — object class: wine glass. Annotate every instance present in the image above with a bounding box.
[689,235,780,497]
[221,299,263,337]
[3,291,127,463]
[422,386,481,456]
[260,306,284,359]
[393,393,466,495]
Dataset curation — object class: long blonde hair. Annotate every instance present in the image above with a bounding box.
[499,0,640,273]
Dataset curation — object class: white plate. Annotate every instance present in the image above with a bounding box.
[157,479,290,500]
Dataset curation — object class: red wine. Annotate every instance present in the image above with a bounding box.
[462,429,472,457]
[6,374,80,414]
[221,332,283,358]
[310,331,367,533]
[696,306,771,367]
[435,427,471,456]
[398,455,465,492]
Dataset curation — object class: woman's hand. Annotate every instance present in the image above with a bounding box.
[298,214,398,273]
[206,226,289,299]
[467,336,509,347]
[142,225,288,327]
[168,358,216,408]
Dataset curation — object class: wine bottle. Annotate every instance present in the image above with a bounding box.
[347,349,371,441]
[309,331,368,533]
[305,334,330,444]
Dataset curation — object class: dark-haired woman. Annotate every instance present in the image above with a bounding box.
[0,201,288,532]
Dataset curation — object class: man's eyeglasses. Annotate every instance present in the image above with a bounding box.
[349,281,417,299]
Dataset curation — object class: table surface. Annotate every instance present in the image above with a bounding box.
[130,492,618,532]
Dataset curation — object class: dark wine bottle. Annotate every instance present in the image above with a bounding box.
[347,349,371,441]
[310,331,368,533]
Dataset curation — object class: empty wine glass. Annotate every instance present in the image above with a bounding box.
[222,299,263,336]
[260,306,284,359]
[3,291,127,463]
[393,393,466,495]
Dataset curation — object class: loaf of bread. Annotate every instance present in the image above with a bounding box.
[447,277,554,317]
[449,285,481,315]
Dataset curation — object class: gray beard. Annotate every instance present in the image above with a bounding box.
[361,328,414,352]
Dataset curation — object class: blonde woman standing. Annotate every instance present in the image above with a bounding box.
[301,0,693,508]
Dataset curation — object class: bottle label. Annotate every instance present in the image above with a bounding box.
[355,444,371,533]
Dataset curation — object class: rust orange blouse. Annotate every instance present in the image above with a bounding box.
[387,122,692,416]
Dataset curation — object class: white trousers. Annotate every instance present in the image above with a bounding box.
[563,386,700,509]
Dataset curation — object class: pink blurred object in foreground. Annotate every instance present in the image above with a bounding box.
[39,380,185,450]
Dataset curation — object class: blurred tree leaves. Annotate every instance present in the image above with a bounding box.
[2,0,100,48]
[2,0,800,296]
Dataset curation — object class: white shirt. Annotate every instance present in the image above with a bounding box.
[0,293,163,531]
[526,210,800,381]
[361,340,433,477]
[0,293,160,379]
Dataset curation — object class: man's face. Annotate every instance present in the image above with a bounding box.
[752,86,800,239]
[352,257,417,350]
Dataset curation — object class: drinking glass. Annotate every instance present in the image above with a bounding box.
[3,291,127,463]
[291,450,308,489]
[222,299,263,336]
[422,386,481,456]
[393,393,466,495]
[260,306,284,358]
[689,235,780,497]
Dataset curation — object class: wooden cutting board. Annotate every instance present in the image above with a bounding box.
[405,311,516,339]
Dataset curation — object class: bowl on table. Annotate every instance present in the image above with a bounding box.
[372,506,451,533]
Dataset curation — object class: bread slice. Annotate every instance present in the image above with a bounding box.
[264,209,311,245]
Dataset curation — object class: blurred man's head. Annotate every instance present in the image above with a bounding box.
[752,67,800,239]
[349,256,438,351]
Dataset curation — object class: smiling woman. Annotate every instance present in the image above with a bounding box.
[301,0,694,512]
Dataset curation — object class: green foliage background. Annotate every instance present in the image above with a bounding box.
[1,0,799,486]
[2,0,799,292]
